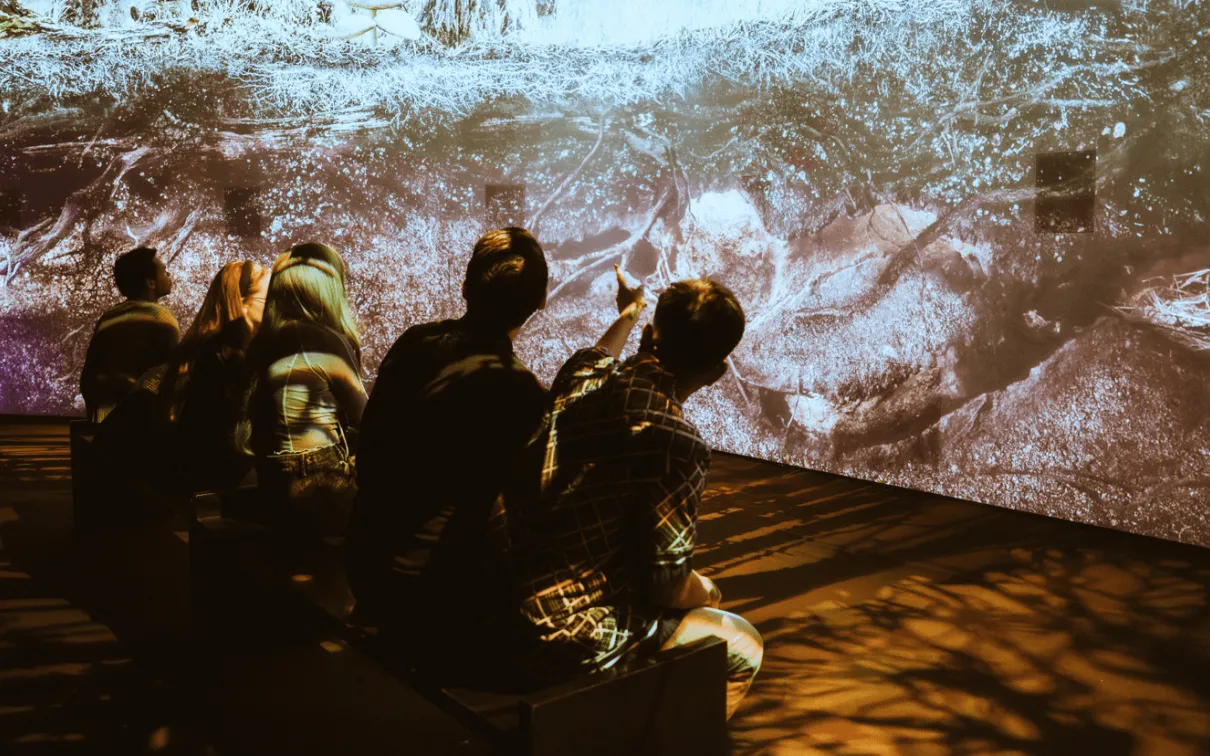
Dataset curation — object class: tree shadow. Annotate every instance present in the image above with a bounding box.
[725,543,1210,754]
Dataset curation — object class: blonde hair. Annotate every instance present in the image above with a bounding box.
[236,244,359,455]
[163,260,270,422]
[185,261,270,343]
[261,242,360,349]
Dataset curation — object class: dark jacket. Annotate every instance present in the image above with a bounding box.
[345,317,548,651]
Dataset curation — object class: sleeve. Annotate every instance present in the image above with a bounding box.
[550,346,616,399]
[314,352,369,427]
[636,428,710,598]
[356,331,423,465]
[455,362,549,460]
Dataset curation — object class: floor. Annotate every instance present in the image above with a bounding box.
[2,418,1210,755]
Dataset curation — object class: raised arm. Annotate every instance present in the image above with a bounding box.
[595,265,647,359]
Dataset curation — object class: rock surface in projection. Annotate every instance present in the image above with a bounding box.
[849,317,1210,545]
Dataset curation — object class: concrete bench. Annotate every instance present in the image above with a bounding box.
[188,489,730,756]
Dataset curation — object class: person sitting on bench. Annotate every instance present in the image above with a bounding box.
[345,227,549,682]
[170,260,271,492]
[242,243,367,536]
[80,246,179,423]
[93,260,269,501]
[512,276,763,719]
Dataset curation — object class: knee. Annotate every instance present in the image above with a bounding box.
[722,611,763,678]
[675,607,763,679]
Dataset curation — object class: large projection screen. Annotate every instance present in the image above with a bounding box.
[1,1,1208,545]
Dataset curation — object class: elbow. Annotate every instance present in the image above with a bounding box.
[646,563,693,609]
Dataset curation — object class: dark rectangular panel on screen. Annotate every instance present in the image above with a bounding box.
[224,187,263,238]
[1035,150,1096,233]
[484,184,526,230]
[0,190,19,232]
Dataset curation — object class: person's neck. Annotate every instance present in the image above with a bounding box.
[640,347,697,403]
[672,376,703,404]
[460,310,513,344]
[126,292,158,304]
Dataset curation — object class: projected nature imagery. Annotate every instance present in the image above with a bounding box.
[1,1,1208,544]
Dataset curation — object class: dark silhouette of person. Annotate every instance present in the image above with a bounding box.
[170,260,271,492]
[80,246,178,423]
[345,227,549,683]
[92,260,269,508]
[511,277,762,719]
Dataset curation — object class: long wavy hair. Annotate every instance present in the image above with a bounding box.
[258,242,360,351]
[162,260,269,421]
[188,260,271,342]
[237,243,361,455]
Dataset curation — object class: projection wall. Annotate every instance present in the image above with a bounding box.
[1,0,1208,545]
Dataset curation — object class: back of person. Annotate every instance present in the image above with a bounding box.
[90,361,181,511]
[245,244,366,536]
[351,321,546,625]
[176,320,257,490]
[255,324,361,454]
[512,278,763,719]
[92,259,269,503]
[346,228,549,681]
[514,346,708,672]
[171,260,270,492]
[80,247,178,423]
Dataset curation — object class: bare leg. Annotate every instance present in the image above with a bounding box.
[659,607,763,720]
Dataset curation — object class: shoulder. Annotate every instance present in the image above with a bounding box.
[130,301,179,329]
[379,320,458,370]
[264,347,358,380]
[95,302,132,329]
[566,345,614,372]
[308,350,363,380]
[618,360,706,456]
[148,302,180,328]
[426,351,543,400]
[551,346,616,396]
[614,356,679,412]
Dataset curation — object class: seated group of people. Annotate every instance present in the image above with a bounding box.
[80,229,763,718]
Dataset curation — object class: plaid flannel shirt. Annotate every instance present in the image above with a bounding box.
[515,346,710,671]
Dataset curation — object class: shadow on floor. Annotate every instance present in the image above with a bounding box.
[3,421,1210,754]
[699,453,1210,755]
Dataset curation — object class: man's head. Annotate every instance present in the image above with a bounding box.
[114,246,171,301]
[462,227,548,336]
[643,279,745,397]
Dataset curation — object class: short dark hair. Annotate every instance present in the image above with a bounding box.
[653,279,746,375]
[113,246,159,298]
[463,228,548,329]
